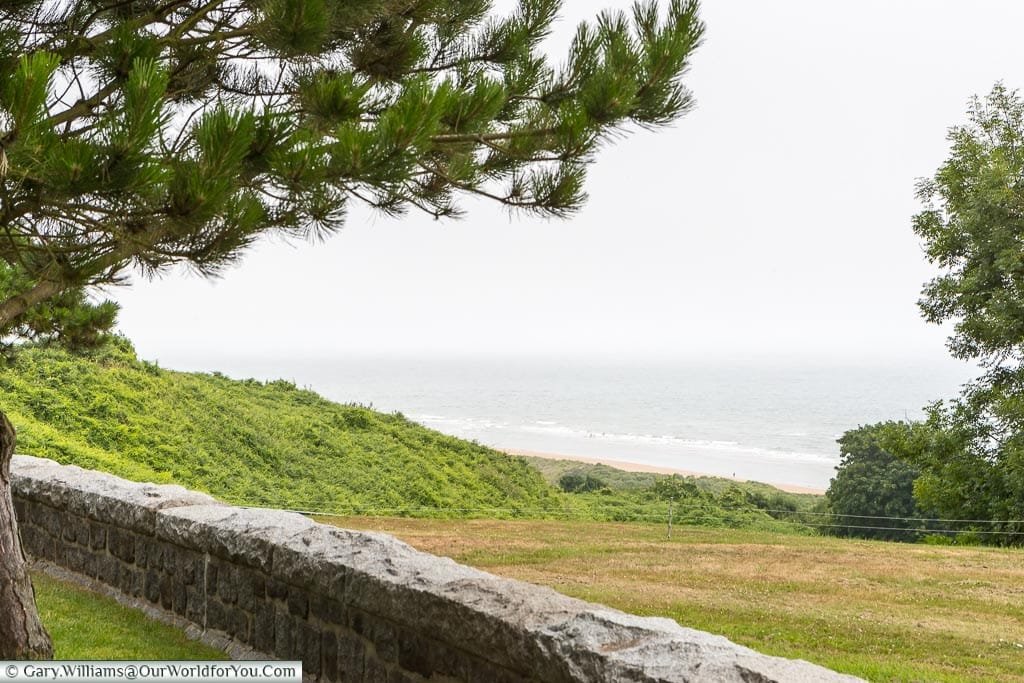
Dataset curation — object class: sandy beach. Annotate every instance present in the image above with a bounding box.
[503,448,826,495]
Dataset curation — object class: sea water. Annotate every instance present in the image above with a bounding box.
[180,354,978,490]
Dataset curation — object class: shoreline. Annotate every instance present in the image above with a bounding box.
[503,448,826,495]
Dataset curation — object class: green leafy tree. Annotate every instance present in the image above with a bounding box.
[558,470,607,493]
[891,83,1024,544]
[825,423,922,542]
[652,473,700,500]
[0,0,705,658]
[880,394,1022,541]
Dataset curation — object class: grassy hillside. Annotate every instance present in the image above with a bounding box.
[1,341,558,513]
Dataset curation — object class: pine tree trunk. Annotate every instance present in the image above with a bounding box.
[0,410,53,659]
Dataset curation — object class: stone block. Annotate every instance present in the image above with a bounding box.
[218,564,238,605]
[386,669,422,683]
[337,634,366,682]
[267,578,287,600]
[208,599,228,633]
[19,525,41,557]
[227,605,250,642]
[463,659,529,683]
[286,587,308,619]
[274,607,293,659]
[130,568,145,598]
[186,586,205,624]
[321,630,338,682]
[296,621,321,676]
[62,520,77,542]
[205,560,219,593]
[74,518,90,546]
[108,528,135,563]
[362,655,388,683]
[40,505,62,537]
[172,581,189,617]
[157,506,313,572]
[350,612,397,663]
[144,569,160,604]
[311,596,345,625]
[160,573,174,610]
[97,554,119,585]
[237,570,256,611]
[394,631,433,679]
[66,545,87,573]
[179,551,200,586]
[254,603,276,653]
[89,523,107,551]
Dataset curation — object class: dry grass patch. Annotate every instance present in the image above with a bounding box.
[322,517,1024,682]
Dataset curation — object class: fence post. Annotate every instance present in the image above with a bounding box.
[668,497,674,539]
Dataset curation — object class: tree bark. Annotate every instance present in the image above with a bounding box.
[0,277,64,330]
[0,410,53,659]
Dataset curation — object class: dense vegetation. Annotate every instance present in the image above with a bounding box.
[880,84,1024,543]
[3,340,812,531]
[823,424,924,542]
[528,455,820,503]
[515,455,816,531]
[823,86,1024,547]
[3,340,558,513]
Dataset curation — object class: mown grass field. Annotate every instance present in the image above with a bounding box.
[33,573,224,660]
[329,517,1024,682]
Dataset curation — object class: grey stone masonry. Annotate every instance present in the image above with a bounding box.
[11,455,861,682]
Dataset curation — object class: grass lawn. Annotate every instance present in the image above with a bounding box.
[33,573,226,660]
[326,517,1024,683]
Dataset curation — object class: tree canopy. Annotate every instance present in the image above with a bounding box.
[0,0,704,347]
[887,83,1024,543]
[825,424,922,542]
[915,84,1024,367]
[0,0,707,658]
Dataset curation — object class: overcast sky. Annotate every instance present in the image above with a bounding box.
[113,1,1024,367]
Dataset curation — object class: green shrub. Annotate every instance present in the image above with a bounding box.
[921,534,954,546]
[558,471,607,493]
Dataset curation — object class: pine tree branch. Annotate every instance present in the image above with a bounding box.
[429,128,557,144]
[0,229,154,330]
[0,0,704,342]
[409,53,500,74]
[177,26,254,48]
[166,0,231,42]
[45,80,121,128]
[0,269,64,328]
[417,157,532,209]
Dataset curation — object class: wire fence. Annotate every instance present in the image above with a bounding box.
[227,498,1024,539]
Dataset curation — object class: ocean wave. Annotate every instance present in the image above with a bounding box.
[410,414,838,465]
[412,415,507,430]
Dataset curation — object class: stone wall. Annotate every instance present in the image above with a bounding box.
[10,455,859,682]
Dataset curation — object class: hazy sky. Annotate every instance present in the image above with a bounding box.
[114,1,1024,366]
